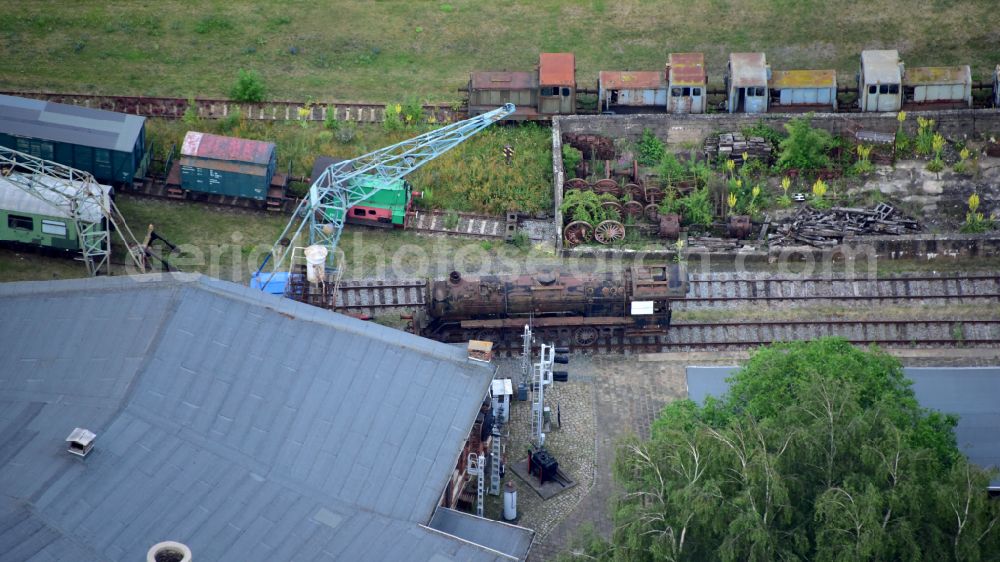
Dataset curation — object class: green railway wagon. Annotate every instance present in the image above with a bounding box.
[0,94,149,185]
[0,173,110,252]
[179,132,276,201]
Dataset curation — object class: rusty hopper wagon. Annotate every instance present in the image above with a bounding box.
[416,264,689,347]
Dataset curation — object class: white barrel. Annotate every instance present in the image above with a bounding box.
[503,482,517,521]
[147,541,191,562]
[303,245,329,284]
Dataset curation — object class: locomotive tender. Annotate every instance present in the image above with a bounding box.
[417,264,689,346]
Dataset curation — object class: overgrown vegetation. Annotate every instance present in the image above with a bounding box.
[560,189,620,225]
[636,128,665,166]
[776,114,833,171]
[230,69,266,103]
[961,193,994,233]
[559,339,1000,562]
[562,144,583,179]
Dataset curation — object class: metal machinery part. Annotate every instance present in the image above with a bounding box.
[727,215,753,239]
[659,213,681,240]
[257,104,516,291]
[0,146,147,276]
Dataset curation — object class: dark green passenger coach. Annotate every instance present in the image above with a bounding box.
[0,94,149,185]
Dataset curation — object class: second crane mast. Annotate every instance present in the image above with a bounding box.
[260,103,515,286]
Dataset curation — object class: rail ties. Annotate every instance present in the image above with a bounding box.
[335,279,427,315]
[410,210,506,239]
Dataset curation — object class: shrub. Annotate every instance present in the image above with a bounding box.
[562,144,582,178]
[561,189,619,225]
[915,117,936,156]
[637,128,665,166]
[679,187,714,226]
[230,69,266,103]
[742,120,784,147]
[334,121,356,143]
[776,114,833,171]
[383,103,402,131]
[324,105,339,130]
[658,152,686,183]
[182,97,200,126]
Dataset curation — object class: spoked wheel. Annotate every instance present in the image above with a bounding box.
[574,327,599,346]
[626,183,645,203]
[644,186,664,205]
[565,178,590,191]
[644,203,660,221]
[563,221,594,246]
[623,200,644,219]
[476,329,500,342]
[594,220,626,244]
[601,201,624,220]
[593,178,622,196]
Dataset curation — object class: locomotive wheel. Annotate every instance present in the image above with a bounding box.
[565,178,590,191]
[594,220,626,244]
[644,203,660,221]
[623,200,644,219]
[626,183,644,202]
[593,178,621,196]
[476,329,500,342]
[644,186,664,205]
[574,327,599,346]
[563,221,594,246]
[601,201,623,219]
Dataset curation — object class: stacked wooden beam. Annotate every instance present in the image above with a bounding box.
[769,203,920,247]
[703,132,772,163]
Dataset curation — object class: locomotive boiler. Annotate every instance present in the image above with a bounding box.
[417,264,689,347]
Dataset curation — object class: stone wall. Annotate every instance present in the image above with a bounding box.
[555,109,1000,148]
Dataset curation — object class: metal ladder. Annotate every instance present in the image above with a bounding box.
[467,453,485,517]
[489,423,501,495]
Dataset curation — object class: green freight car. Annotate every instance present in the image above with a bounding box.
[0,173,110,252]
[0,94,149,185]
[310,156,414,227]
[179,132,276,200]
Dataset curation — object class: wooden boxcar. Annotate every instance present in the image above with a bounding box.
[0,94,148,186]
[0,173,109,251]
[178,132,276,201]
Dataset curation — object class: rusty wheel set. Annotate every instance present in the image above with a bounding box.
[562,179,665,246]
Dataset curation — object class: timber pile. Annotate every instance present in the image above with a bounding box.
[703,132,772,163]
[770,203,920,247]
[684,236,745,251]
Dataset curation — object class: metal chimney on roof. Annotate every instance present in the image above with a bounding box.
[65,428,96,457]
[147,541,192,562]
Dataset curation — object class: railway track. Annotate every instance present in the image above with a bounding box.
[677,273,1000,309]
[409,210,509,239]
[335,279,427,315]
[0,90,463,123]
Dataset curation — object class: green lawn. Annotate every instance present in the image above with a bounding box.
[2,1,998,102]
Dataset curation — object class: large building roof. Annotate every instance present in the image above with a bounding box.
[0,274,531,561]
[686,365,1000,488]
[0,94,145,153]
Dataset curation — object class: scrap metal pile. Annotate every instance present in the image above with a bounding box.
[703,132,772,163]
[770,203,920,247]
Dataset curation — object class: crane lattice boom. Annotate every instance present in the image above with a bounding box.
[0,146,146,276]
[261,103,514,286]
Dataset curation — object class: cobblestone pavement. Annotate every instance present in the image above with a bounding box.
[489,348,1000,561]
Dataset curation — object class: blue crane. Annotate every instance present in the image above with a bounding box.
[254,103,514,293]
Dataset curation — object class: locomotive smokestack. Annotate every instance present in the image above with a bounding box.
[449,271,462,284]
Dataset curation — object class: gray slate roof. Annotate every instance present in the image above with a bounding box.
[686,365,1000,487]
[0,274,531,561]
[0,94,145,153]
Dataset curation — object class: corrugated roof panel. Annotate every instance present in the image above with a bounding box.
[180,131,275,165]
[861,49,902,84]
[668,52,707,86]
[599,71,666,90]
[770,69,837,89]
[539,53,575,86]
[728,52,768,87]
[904,65,971,86]
[470,71,538,91]
[0,94,144,153]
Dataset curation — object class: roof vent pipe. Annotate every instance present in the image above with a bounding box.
[65,428,96,457]
[147,541,192,562]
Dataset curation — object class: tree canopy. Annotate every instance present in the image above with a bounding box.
[561,338,1000,562]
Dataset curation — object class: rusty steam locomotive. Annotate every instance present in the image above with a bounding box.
[414,263,689,347]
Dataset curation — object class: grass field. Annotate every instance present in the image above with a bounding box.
[147,118,553,214]
[2,1,998,102]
